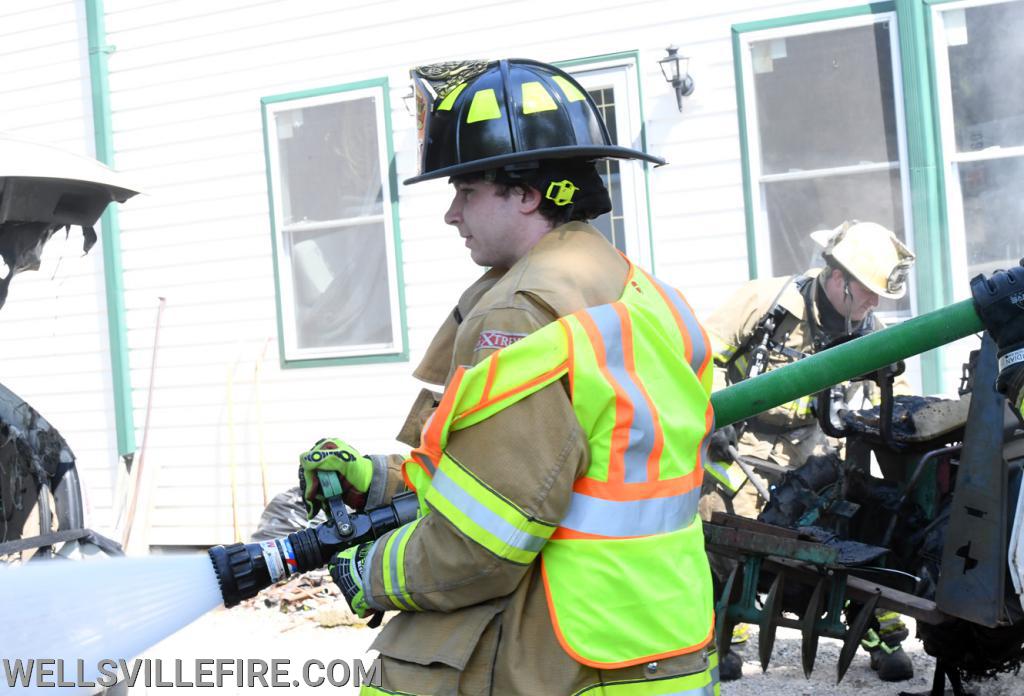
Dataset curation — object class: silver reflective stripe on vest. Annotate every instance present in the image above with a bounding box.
[559,487,701,537]
[585,304,657,484]
[649,274,708,375]
[430,467,548,554]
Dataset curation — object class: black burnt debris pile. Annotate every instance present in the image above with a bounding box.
[839,395,949,443]
[757,393,1024,682]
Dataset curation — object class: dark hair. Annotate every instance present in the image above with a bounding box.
[451,159,612,226]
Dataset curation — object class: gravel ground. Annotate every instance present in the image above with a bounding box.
[723,619,1024,696]
[137,608,376,695]
[139,609,1024,695]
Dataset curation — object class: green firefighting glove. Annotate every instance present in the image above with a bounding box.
[298,438,374,518]
[329,544,372,618]
[971,264,1024,416]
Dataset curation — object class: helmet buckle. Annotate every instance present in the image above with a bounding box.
[545,179,578,207]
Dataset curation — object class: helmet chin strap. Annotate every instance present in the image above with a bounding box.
[842,274,855,336]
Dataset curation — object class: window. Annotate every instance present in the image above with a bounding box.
[262,79,405,365]
[561,54,654,267]
[735,12,915,316]
[933,0,1024,294]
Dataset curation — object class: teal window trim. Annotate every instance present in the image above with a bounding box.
[261,77,408,370]
[895,0,950,393]
[555,51,657,271]
[732,1,948,393]
[731,30,758,281]
[86,0,136,457]
[732,3,895,34]
[920,0,962,308]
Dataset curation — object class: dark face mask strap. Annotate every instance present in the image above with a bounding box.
[841,272,855,334]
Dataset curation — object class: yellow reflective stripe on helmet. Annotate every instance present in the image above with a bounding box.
[521,80,558,114]
[424,454,555,564]
[379,519,422,611]
[466,88,501,123]
[436,82,467,111]
[553,75,586,102]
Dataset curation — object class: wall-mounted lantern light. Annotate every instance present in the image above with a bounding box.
[658,45,695,112]
[402,85,416,116]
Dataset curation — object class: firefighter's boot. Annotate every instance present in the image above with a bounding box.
[719,624,749,681]
[861,612,914,682]
[719,650,743,682]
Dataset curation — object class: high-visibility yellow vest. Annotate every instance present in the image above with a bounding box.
[403,260,715,668]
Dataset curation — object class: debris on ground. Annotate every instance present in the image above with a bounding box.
[239,568,370,629]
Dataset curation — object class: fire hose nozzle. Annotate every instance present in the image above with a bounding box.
[208,491,419,608]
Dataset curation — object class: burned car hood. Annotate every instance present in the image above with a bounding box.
[0,135,139,310]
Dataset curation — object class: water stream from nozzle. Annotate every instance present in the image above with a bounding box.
[1,554,223,692]
[0,492,421,691]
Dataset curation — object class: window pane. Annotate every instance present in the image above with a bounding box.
[763,168,909,313]
[289,222,393,350]
[587,86,626,251]
[751,22,900,173]
[276,97,383,224]
[959,156,1024,277]
[945,2,1024,152]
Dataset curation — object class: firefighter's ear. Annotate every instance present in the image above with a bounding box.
[518,185,543,215]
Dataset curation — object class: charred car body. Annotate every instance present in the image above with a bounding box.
[0,135,137,563]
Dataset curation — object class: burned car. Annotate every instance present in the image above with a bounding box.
[0,135,137,563]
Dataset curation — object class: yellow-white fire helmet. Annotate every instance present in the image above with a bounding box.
[809,221,916,300]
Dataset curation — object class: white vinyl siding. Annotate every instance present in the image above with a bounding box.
[0,0,122,535]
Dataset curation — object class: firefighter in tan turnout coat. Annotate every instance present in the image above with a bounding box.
[701,221,918,682]
[298,59,721,695]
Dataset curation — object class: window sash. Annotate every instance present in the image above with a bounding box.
[933,0,1024,298]
[737,11,917,321]
[264,84,404,362]
[565,56,653,269]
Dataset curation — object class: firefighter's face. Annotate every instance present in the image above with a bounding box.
[824,268,879,322]
[444,179,544,269]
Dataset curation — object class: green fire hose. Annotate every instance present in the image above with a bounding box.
[710,299,984,427]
